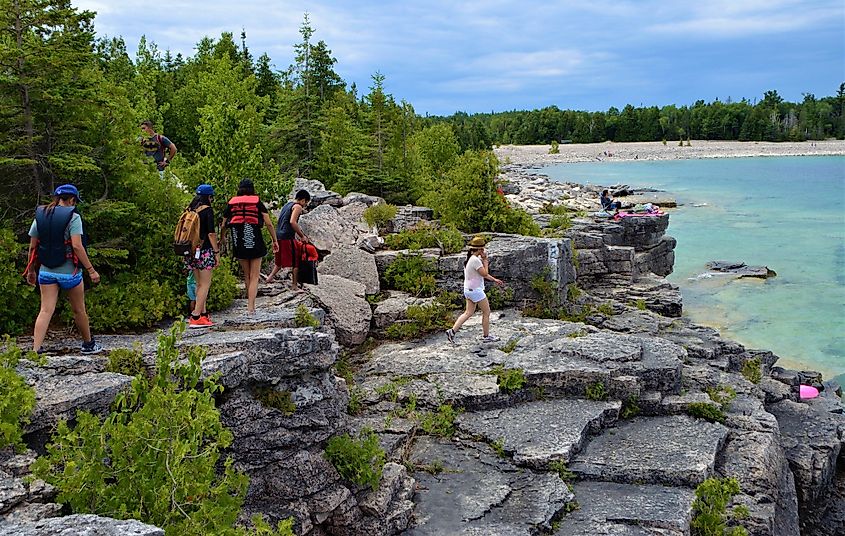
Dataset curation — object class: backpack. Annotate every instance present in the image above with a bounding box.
[173,205,209,257]
[35,206,77,268]
[297,241,319,285]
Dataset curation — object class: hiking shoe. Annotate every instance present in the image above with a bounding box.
[480,334,500,343]
[188,316,213,328]
[80,340,104,354]
[445,328,456,344]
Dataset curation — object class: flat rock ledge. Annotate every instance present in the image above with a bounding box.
[0,514,164,536]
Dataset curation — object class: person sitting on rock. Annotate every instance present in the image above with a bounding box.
[264,189,311,290]
[446,236,505,344]
[600,190,622,213]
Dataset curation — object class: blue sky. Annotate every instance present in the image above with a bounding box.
[75,0,844,116]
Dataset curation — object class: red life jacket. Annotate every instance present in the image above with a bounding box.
[227,195,261,225]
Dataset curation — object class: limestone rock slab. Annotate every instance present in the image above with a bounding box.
[570,415,728,487]
[299,204,359,252]
[0,514,164,536]
[308,275,372,346]
[318,246,380,294]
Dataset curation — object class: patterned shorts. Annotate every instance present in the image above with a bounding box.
[184,248,217,271]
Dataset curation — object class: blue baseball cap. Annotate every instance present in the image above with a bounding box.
[54,184,81,201]
[196,184,215,196]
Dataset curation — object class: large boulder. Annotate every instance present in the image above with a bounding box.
[318,246,380,295]
[290,178,342,209]
[299,204,359,253]
[308,275,372,346]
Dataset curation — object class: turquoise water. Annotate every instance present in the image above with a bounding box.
[544,157,845,381]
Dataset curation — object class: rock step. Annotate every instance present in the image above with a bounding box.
[570,415,728,488]
[455,399,621,468]
[556,481,695,535]
[407,437,574,535]
[0,514,164,535]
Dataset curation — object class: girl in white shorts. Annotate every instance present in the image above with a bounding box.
[446,236,505,344]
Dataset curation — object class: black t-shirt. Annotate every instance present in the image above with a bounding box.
[198,206,215,250]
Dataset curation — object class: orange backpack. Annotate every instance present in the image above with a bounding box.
[173,205,209,257]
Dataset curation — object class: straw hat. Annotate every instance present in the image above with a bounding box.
[468,235,487,248]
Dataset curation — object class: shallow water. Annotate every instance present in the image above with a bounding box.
[544,156,845,382]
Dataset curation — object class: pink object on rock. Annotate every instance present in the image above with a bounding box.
[799,384,820,399]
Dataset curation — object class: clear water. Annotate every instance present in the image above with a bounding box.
[544,157,845,382]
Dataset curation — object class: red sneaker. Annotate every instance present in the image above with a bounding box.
[188,316,213,328]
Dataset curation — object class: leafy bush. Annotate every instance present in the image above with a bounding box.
[549,140,560,154]
[489,365,526,393]
[621,396,641,419]
[385,294,456,340]
[347,386,364,415]
[499,338,519,353]
[384,222,464,254]
[254,387,296,415]
[106,345,145,376]
[0,339,36,451]
[539,203,572,216]
[706,386,737,410]
[324,428,386,491]
[420,404,460,438]
[691,477,748,536]
[548,213,572,230]
[490,438,506,458]
[294,304,320,328]
[383,253,437,297]
[206,256,240,313]
[549,460,575,482]
[687,402,727,424]
[586,382,608,401]
[740,357,762,384]
[71,274,181,332]
[0,229,40,336]
[362,203,398,233]
[522,267,563,319]
[32,322,268,535]
[486,285,514,310]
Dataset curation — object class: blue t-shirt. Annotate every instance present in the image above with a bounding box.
[29,213,83,275]
[141,134,172,163]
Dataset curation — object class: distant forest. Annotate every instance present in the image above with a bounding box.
[433,86,845,151]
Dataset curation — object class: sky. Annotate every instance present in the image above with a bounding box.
[74,0,845,116]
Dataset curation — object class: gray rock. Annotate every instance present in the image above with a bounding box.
[356,234,382,254]
[342,192,385,207]
[290,178,342,209]
[556,481,695,535]
[0,514,164,535]
[299,204,359,252]
[0,502,62,524]
[318,246,380,295]
[706,261,777,279]
[308,275,372,346]
[387,206,434,233]
[570,415,729,487]
[371,293,434,331]
[619,193,677,208]
[408,438,574,534]
[456,399,621,467]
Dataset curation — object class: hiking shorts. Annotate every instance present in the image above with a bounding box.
[38,270,83,290]
[184,248,217,271]
[274,239,300,268]
[464,287,487,303]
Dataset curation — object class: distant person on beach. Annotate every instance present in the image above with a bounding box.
[600,189,622,212]
[25,184,102,355]
[264,189,311,290]
[446,236,505,344]
[220,179,279,314]
[140,120,177,178]
[185,184,219,328]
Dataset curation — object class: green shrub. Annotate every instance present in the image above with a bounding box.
[0,338,36,451]
[549,140,560,154]
[324,428,386,491]
[0,229,40,336]
[499,338,519,353]
[383,253,437,297]
[206,256,240,312]
[386,298,454,340]
[294,304,320,328]
[586,382,608,401]
[567,284,581,302]
[687,402,727,424]
[489,365,526,393]
[486,285,514,310]
[740,358,762,384]
[106,345,145,376]
[597,303,614,316]
[549,460,575,482]
[254,387,296,415]
[74,274,180,332]
[490,438,506,458]
[362,203,398,233]
[706,386,737,410]
[420,404,460,437]
[347,386,364,415]
[548,213,572,231]
[31,322,269,535]
[634,299,647,311]
[691,477,748,536]
[522,267,563,319]
[384,223,464,253]
[621,396,641,419]
[539,203,572,216]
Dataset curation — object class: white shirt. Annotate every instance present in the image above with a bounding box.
[464,255,484,290]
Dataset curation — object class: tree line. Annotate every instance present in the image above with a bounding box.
[433,87,845,151]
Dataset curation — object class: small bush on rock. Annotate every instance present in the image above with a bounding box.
[706,386,737,411]
[549,460,575,483]
[324,428,386,491]
[362,203,398,233]
[384,222,464,253]
[71,274,181,332]
[740,357,762,384]
[687,402,726,424]
[106,345,145,376]
[0,338,36,451]
[294,304,320,328]
[384,253,437,297]
[254,387,296,415]
[586,382,608,401]
[691,477,748,536]
[487,285,514,310]
[549,140,560,154]
[0,229,40,336]
[206,256,240,312]
[421,404,460,438]
[489,365,526,393]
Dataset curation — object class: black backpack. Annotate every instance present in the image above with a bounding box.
[35,205,78,268]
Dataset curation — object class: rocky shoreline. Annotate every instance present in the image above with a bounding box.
[2,172,844,535]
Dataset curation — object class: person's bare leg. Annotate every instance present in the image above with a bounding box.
[478,298,492,337]
[33,284,60,352]
[192,268,212,317]
[66,283,92,343]
[263,263,281,282]
[243,258,261,312]
[451,299,477,333]
[291,266,300,290]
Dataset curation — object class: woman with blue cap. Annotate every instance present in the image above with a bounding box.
[185,184,220,328]
[25,184,102,354]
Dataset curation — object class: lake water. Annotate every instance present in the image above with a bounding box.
[544,156,845,382]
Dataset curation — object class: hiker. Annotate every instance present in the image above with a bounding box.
[445,236,505,344]
[25,185,102,355]
[600,189,622,212]
[140,120,177,177]
[264,189,311,289]
[185,184,219,328]
[220,179,279,314]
